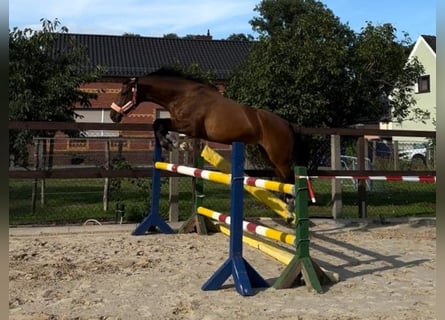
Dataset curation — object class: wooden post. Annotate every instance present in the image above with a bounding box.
[31,139,40,214]
[331,134,342,219]
[178,139,207,234]
[356,137,367,218]
[40,139,47,207]
[103,140,110,211]
[393,141,399,170]
[117,139,123,160]
[47,138,54,169]
[371,140,376,163]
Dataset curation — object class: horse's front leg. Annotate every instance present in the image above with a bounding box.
[153,118,179,150]
[283,194,296,223]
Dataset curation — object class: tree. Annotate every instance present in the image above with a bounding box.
[122,32,141,37]
[228,0,356,127]
[9,18,103,166]
[163,33,180,39]
[350,22,424,123]
[226,0,423,167]
[226,33,255,41]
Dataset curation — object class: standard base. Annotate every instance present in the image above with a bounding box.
[273,256,331,293]
[132,212,175,235]
[202,256,269,296]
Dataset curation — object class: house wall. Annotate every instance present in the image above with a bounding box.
[386,36,436,143]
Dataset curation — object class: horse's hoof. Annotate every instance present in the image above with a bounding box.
[165,132,179,149]
[179,142,190,151]
[159,137,171,150]
[160,142,172,151]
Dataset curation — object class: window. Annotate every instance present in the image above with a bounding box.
[417,75,430,93]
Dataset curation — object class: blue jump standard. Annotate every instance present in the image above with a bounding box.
[132,138,175,235]
[201,142,269,296]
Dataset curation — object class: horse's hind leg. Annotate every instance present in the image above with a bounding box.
[153,118,179,150]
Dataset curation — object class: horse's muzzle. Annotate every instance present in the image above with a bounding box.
[110,101,134,115]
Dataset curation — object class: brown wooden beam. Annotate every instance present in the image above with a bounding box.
[9,167,435,180]
[8,121,153,131]
[8,121,435,138]
[9,167,181,179]
[297,127,435,138]
[310,170,436,177]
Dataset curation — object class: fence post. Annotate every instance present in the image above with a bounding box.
[393,140,399,170]
[31,139,40,214]
[331,134,342,219]
[103,140,110,211]
[357,136,367,218]
[40,139,46,207]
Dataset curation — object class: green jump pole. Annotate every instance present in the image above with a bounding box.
[273,166,331,292]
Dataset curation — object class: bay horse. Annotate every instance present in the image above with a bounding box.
[109,68,310,215]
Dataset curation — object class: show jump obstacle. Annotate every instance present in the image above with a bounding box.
[200,145,295,222]
[132,138,331,296]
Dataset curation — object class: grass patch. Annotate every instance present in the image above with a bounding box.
[9,177,435,226]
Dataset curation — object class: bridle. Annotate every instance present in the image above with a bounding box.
[110,78,138,115]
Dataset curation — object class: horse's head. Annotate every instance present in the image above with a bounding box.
[110,78,138,122]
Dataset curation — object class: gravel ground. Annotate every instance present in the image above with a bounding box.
[9,218,436,320]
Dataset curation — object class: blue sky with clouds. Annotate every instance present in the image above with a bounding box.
[9,0,436,41]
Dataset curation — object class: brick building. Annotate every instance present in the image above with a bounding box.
[55,33,252,135]
[45,33,252,165]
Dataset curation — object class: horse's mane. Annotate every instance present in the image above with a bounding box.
[146,67,218,90]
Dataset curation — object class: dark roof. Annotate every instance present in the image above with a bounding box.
[54,33,252,79]
[421,35,436,53]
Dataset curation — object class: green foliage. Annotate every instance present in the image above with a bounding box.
[226,33,255,41]
[163,33,180,39]
[122,32,141,37]
[9,18,104,166]
[351,22,424,123]
[227,0,355,166]
[226,0,424,167]
[162,62,217,85]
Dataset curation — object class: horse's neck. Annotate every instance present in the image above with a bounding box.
[140,81,186,109]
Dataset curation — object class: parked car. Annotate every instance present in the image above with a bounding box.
[398,145,428,166]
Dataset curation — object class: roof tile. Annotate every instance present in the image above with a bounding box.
[54,33,252,79]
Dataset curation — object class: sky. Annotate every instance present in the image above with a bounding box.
[9,0,436,42]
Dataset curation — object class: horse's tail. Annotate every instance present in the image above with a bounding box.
[289,122,311,169]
